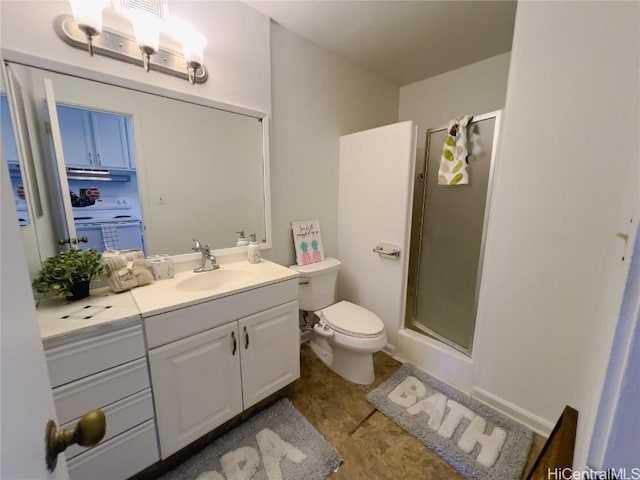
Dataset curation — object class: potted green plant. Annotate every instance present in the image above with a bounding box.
[33,249,104,301]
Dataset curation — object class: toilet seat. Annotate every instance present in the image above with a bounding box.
[317,301,384,339]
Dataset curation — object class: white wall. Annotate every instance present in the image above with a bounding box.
[473,1,639,469]
[0,0,271,113]
[338,122,416,348]
[268,22,399,267]
[399,52,511,147]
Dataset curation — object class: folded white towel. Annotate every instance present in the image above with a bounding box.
[106,260,154,293]
[102,249,145,274]
[102,249,153,292]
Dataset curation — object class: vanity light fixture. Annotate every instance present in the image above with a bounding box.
[55,3,208,84]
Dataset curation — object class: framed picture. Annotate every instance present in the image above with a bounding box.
[291,219,325,265]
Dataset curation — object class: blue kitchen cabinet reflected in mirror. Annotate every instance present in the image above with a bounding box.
[57,105,134,170]
[1,93,30,227]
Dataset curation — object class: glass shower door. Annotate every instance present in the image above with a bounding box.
[408,113,500,354]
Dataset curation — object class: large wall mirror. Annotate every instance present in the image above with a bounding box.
[1,60,270,278]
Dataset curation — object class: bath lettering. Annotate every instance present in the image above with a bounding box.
[195,428,307,480]
[387,376,506,467]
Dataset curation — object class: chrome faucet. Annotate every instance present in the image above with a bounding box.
[192,238,219,272]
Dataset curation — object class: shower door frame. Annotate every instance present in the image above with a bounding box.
[406,110,502,356]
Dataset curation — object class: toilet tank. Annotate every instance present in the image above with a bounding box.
[289,258,341,311]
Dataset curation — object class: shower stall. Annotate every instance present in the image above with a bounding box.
[405,111,501,356]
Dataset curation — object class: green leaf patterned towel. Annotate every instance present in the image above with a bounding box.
[438,115,473,186]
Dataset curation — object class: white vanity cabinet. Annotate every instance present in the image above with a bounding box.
[43,320,159,480]
[145,278,300,459]
[57,105,133,170]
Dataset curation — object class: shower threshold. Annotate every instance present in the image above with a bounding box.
[408,320,472,357]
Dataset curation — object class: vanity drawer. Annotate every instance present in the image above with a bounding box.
[46,324,146,388]
[145,278,298,348]
[53,357,150,424]
[62,388,155,459]
[67,419,159,480]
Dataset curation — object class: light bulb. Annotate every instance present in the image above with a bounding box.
[68,0,108,55]
[168,19,207,84]
[183,31,206,84]
[182,29,207,66]
[130,12,161,72]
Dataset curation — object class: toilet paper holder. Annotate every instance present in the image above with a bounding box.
[372,242,401,258]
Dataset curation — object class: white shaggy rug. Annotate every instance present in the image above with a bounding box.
[367,364,532,480]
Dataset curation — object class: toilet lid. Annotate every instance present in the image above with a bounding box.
[319,301,384,338]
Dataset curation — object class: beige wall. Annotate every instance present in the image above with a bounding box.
[268,22,399,266]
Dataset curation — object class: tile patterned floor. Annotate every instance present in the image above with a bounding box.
[282,344,545,480]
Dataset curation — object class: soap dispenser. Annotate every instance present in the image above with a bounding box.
[236,231,249,247]
[247,234,261,264]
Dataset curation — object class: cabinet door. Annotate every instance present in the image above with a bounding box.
[149,322,242,458]
[57,105,94,167]
[125,117,136,169]
[239,301,300,409]
[75,224,104,252]
[91,111,131,169]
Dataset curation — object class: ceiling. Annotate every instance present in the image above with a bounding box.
[246,1,517,86]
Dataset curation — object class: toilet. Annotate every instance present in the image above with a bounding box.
[289,258,387,385]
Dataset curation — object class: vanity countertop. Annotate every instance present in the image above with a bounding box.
[38,287,141,345]
[131,258,298,317]
[37,257,298,342]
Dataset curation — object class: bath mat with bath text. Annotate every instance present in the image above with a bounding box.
[160,398,342,480]
[367,364,532,480]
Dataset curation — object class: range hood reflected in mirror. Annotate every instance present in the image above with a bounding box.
[2,61,269,268]
[66,168,131,182]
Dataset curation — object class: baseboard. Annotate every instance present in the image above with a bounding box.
[472,387,554,437]
[383,343,396,356]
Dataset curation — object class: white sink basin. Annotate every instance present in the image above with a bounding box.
[176,267,259,292]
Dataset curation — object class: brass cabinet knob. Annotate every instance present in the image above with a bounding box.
[45,409,106,472]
